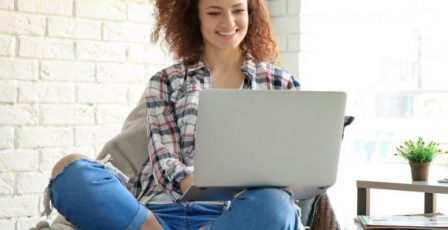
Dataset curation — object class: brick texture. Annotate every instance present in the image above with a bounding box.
[0,0,14,10]
[16,127,73,148]
[48,17,101,40]
[0,195,39,218]
[76,41,127,62]
[269,1,300,77]
[40,104,94,125]
[0,58,38,80]
[0,11,46,36]
[0,104,39,125]
[0,35,15,57]
[0,219,15,230]
[127,2,153,23]
[18,0,73,16]
[0,127,14,149]
[0,81,17,103]
[76,0,126,21]
[40,61,95,82]
[0,173,14,195]
[103,22,151,43]
[0,1,170,228]
[16,172,49,194]
[77,83,128,104]
[18,82,75,103]
[0,150,39,172]
[19,37,74,59]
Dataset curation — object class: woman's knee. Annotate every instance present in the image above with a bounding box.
[232,188,298,229]
[51,153,90,179]
[246,188,296,216]
[247,188,293,204]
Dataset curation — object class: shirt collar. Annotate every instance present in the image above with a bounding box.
[240,58,257,89]
[185,60,207,74]
[186,58,257,73]
[240,58,256,77]
[184,58,258,89]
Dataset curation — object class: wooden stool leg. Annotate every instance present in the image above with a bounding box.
[357,187,370,216]
[424,193,436,214]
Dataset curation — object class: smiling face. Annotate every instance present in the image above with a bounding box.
[198,0,249,55]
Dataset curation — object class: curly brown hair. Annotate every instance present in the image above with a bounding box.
[151,0,279,65]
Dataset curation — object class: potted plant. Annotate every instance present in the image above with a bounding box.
[395,137,447,181]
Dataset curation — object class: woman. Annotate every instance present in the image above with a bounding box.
[48,0,301,229]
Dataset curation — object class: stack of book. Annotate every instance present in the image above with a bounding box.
[356,213,448,229]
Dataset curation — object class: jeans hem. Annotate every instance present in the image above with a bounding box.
[126,203,148,230]
[152,211,171,230]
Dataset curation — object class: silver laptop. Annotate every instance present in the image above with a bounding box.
[180,90,346,201]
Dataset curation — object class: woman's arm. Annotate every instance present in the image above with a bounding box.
[180,174,193,193]
[146,71,192,197]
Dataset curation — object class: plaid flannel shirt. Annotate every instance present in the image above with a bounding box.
[132,59,301,204]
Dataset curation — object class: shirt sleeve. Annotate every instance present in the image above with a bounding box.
[286,74,301,90]
[145,71,191,196]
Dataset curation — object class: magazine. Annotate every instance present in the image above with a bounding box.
[356,213,448,229]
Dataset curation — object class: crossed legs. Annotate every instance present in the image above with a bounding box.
[50,153,299,230]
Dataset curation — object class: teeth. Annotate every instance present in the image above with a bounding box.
[218,31,235,36]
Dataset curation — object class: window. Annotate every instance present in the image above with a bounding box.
[299,0,448,227]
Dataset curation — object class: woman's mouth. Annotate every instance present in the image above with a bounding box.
[216,30,238,38]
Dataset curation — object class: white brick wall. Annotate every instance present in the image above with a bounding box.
[268,0,300,78]
[48,17,102,40]
[0,219,15,230]
[103,22,152,42]
[16,172,49,194]
[18,0,73,16]
[40,105,95,125]
[0,104,39,125]
[19,37,75,59]
[0,127,14,149]
[0,195,39,218]
[1,11,46,36]
[0,35,15,56]
[76,40,127,62]
[40,60,95,82]
[0,173,14,195]
[0,58,39,80]
[96,63,147,83]
[76,0,127,21]
[0,1,171,228]
[0,81,16,103]
[0,0,14,10]
[18,82,76,103]
[0,150,39,172]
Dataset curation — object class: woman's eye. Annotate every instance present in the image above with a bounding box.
[207,12,220,16]
[234,9,246,14]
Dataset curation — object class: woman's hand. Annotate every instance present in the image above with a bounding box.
[180,174,193,194]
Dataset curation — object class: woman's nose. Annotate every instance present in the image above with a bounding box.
[221,11,236,27]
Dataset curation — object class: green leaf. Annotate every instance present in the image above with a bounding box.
[395,137,447,163]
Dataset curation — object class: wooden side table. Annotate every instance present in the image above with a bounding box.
[357,179,448,215]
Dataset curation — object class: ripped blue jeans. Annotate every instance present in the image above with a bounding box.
[48,159,300,230]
